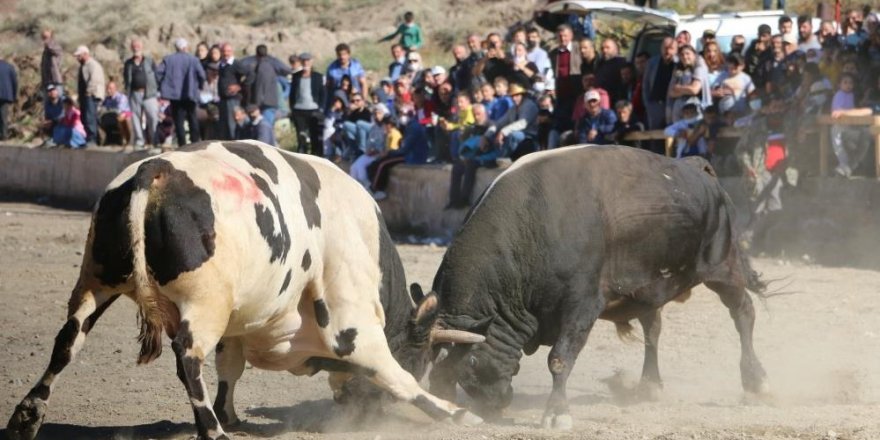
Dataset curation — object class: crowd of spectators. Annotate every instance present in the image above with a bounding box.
[3,7,880,206]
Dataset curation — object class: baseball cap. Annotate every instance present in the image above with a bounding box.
[407,52,422,61]
[298,52,313,61]
[73,45,89,56]
[430,65,446,76]
[380,77,393,85]
[46,83,57,91]
[373,103,390,114]
[782,32,798,46]
[758,24,772,35]
[585,90,601,102]
[702,29,716,38]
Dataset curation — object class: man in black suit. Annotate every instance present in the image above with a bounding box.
[218,43,249,140]
[289,53,326,157]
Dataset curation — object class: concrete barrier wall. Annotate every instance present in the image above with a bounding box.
[0,145,152,207]
[1,144,878,268]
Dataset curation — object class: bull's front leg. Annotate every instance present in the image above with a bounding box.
[330,323,482,426]
[7,287,120,440]
[543,277,604,430]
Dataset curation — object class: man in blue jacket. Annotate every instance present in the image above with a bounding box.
[0,56,17,140]
[156,38,206,146]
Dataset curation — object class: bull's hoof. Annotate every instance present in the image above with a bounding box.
[637,380,664,402]
[191,432,230,440]
[451,409,483,426]
[6,397,48,440]
[540,413,573,430]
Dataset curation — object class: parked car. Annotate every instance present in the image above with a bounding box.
[534,0,814,58]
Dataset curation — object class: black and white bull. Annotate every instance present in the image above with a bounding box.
[6,140,483,440]
[411,145,770,429]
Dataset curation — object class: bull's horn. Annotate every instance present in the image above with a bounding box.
[431,329,486,344]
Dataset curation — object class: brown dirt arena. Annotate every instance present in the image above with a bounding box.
[1,202,878,440]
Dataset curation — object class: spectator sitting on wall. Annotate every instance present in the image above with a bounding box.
[577,89,617,145]
[379,11,424,52]
[57,96,87,149]
[349,103,391,189]
[610,99,645,148]
[368,110,429,201]
[343,92,373,159]
[490,83,539,159]
[447,102,498,209]
[40,84,64,147]
[664,101,707,158]
[439,91,476,159]
[100,81,133,146]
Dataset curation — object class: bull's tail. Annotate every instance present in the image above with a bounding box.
[128,187,166,365]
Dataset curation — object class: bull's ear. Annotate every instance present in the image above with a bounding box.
[414,291,439,324]
[410,283,425,304]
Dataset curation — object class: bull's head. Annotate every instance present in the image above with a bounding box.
[408,284,517,420]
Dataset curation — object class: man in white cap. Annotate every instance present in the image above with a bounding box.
[431,65,448,86]
[577,89,617,145]
[74,45,105,146]
[156,38,206,146]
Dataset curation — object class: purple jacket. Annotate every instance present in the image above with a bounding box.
[156,52,206,103]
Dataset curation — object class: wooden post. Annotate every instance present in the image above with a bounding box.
[665,137,674,157]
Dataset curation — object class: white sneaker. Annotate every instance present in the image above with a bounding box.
[372,191,388,201]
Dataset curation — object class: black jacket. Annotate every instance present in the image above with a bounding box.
[0,60,18,103]
[289,70,326,112]
[218,59,249,100]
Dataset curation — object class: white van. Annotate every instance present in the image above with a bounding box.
[533,0,806,57]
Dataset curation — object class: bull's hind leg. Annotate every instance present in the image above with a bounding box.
[705,281,769,394]
[637,309,663,400]
[213,337,245,427]
[543,277,604,430]
[171,300,232,440]
[7,283,120,440]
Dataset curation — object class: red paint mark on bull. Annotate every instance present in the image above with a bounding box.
[212,171,261,204]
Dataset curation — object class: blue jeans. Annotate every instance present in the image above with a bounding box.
[54,125,86,148]
[260,106,277,127]
[79,96,99,143]
[501,131,527,158]
[343,120,372,158]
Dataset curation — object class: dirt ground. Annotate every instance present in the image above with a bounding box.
[1,202,878,440]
